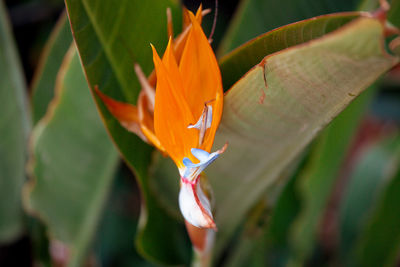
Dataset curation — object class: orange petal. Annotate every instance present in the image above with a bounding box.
[182,7,191,29]
[183,5,203,28]
[195,4,203,22]
[94,87,148,142]
[137,91,165,153]
[178,11,223,152]
[152,41,198,167]
[174,5,204,63]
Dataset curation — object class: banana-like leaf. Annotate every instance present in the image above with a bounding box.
[217,85,376,267]
[339,134,400,266]
[28,14,72,266]
[23,47,119,267]
[288,86,376,264]
[94,167,158,267]
[217,0,359,56]
[219,13,360,90]
[208,16,398,256]
[355,141,400,267]
[31,12,72,124]
[64,1,191,265]
[0,1,31,243]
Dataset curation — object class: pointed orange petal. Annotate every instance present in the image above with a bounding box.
[178,11,223,152]
[94,87,148,142]
[166,7,174,39]
[174,6,204,63]
[182,7,191,29]
[152,43,198,166]
[137,91,165,153]
[195,4,203,22]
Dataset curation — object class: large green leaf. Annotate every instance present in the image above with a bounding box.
[208,16,398,257]
[217,0,359,56]
[217,85,376,267]
[64,0,191,265]
[31,12,72,124]
[255,169,302,267]
[27,14,73,266]
[288,86,376,265]
[94,166,157,267]
[0,0,31,243]
[355,139,400,267]
[23,47,119,267]
[219,13,360,90]
[339,135,400,266]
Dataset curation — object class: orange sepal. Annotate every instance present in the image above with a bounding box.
[94,86,149,142]
[152,40,198,167]
[137,91,166,153]
[179,11,223,152]
[174,5,204,63]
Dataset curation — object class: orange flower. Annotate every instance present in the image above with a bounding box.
[95,6,225,229]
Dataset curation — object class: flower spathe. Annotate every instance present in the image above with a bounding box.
[152,10,224,229]
[95,7,225,229]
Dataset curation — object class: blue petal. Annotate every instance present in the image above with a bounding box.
[191,148,210,162]
[182,157,194,167]
[181,148,222,180]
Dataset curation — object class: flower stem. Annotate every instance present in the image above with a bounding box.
[185,221,215,267]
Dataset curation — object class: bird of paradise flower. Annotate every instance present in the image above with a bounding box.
[95,6,226,233]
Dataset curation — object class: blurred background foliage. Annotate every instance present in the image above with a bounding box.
[0,0,399,266]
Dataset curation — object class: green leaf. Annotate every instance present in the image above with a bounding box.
[23,47,119,267]
[355,138,400,267]
[251,163,304,267]
[148,152,181,220]
[217,0,359,56]
[31,12,72,124]
[388,0,400,28]
[220,85,376,267]
[219,13,360,90]
[288,86,376,265]
[339,135,400,266]
[94,166,157,267]
[0,0,31,243]
[208,16,398,257]
[222,200,269,267]
[28,14,72,264]
[64,0,191,265]
[357,0,379,11]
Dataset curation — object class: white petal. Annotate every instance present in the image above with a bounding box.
[179,181,215,229]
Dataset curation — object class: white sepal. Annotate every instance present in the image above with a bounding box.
[179,179,216,229]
